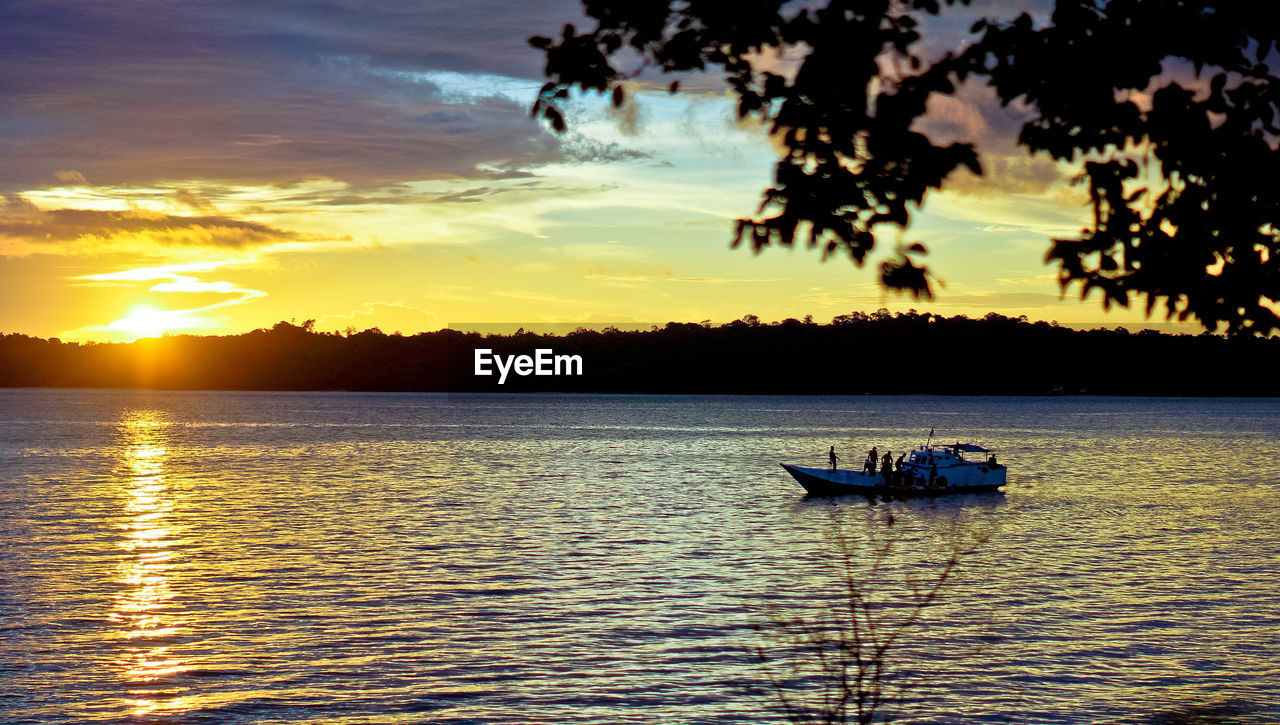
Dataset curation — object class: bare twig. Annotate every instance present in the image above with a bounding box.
[754,507,993,724]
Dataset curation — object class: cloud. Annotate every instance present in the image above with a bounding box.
[552,241,651,261]
[583,264,676,282]
[674,276,788,284]
[904,79,1075,198]
[0,1,587,190]
[935,291,1069,308]
[605,85,644,135]
[173,188,218,212]
[76,261,263,299]
[943,155,1064,197]
[556,133,653,165]
[491,288,598,307]
[428,180,543,204]
[53,170,89,185]
[994,272,1059,286]
[924,183,1090,237]
[0,194,302,255]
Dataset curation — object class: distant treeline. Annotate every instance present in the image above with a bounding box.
[2,311,1278,394]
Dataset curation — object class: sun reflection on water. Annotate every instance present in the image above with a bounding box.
[110,410,192,717]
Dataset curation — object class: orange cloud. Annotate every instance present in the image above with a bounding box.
[942,155,1064,197]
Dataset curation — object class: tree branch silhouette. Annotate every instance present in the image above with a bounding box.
[752,509,992,724]
[531,1,1280,335]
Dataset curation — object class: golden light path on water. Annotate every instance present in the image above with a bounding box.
[110,410,193,717]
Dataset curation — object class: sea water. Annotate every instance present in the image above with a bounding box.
[2,390,1278,723]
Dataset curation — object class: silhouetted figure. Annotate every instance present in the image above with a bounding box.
[829,445,840,471]
[865,446,878,475]
[882,451,893,483]
[928,464,938,487]
[987,454,999,468]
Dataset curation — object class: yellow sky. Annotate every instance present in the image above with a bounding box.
[0,12,1204,342]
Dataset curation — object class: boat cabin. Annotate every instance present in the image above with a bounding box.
[908,443,998,469]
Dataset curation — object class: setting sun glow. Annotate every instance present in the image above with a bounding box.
[107,307,187,340]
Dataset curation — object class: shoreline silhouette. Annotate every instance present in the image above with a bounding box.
[2,312,1277,395]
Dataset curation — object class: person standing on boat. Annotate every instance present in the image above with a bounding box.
[928,463,938,487]
[829,446,840,471]
[865,446,878,474]
[882,451,893,483]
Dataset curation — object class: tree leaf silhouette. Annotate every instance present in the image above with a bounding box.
[529,0,1280,336]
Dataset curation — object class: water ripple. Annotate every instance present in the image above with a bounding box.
[1,391,1278,723]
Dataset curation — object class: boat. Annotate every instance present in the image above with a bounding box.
[782,443,1006,497]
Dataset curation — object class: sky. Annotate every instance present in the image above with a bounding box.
[0,0,1203,342]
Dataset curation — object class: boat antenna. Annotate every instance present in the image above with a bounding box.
[925,426,934,449]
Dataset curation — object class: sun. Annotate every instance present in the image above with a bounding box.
[107,306,188,340]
